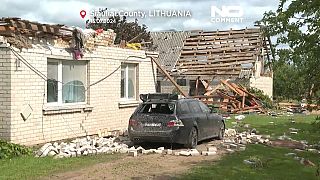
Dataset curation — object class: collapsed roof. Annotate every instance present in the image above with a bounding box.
[151,28,272,79]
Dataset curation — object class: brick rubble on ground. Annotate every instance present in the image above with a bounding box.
[35,136,218,158]
[35,128,320,159]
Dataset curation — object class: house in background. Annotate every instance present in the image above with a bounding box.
[151,28,273,98]
[0,18,157,145]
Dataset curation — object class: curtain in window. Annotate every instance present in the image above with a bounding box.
[128,64,136,98]
[62,61,86,103]
[121,64,136,99]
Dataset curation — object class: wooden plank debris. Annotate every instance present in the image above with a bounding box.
[192,79,266,114]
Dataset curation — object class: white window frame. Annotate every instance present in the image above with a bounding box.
[121,63,137,101]
[47,59,87,106]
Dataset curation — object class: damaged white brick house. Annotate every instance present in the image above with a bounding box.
[0,18,157,145]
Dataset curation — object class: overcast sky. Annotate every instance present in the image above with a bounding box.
[0,0,279,31]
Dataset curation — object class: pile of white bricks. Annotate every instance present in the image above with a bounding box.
[35,136,130,159]
[35,136,222,159]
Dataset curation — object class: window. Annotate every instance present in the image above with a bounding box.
[121,63,137,99]
[47,62,58,103]
[139,103,175,114]
[188,101,202,113]
[178,102,190,114]
[47,59,87,104]
[199,101,211,113]
[177,79,187,86]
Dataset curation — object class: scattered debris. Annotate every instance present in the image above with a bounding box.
[289,128,299,132]
[226,149,235,153]
[284,153,296,156]
[300,158,316,167]
[129,151,137,157]
[243,156,264,168]
[207,147,217,152]
[269,140,307,150]
[278,134,292,141]
[235,115,246,121]
[202,151,217,156]
[190,149,200,156]
[224,129,237,137]
[250,128,257,134]
[243,159,256,165]
[307,149,318,153]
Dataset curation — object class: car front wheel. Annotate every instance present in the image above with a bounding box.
[185,127,198,149]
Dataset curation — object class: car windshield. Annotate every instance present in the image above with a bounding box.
[139,103,175,114]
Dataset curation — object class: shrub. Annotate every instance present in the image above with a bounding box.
[248,87,273,109]
[0,139,33,159]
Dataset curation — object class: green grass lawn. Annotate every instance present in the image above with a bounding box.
[181,114,320,180]
[225,114,320,144]
[0,153,122,180]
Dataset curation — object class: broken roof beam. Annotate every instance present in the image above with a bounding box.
[150,56,188,97]
[229,82,246,96]
[220,80,244,96]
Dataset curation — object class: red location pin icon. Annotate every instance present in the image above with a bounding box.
[80,10,86,19]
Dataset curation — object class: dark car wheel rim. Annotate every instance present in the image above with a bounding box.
[191,129,197,147]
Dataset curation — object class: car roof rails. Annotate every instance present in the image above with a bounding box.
[140,93,178,102]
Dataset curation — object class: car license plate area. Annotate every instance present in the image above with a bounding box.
[144,122,162,127]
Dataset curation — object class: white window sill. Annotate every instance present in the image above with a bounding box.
[118,100,140,108]
[43,104,93,115]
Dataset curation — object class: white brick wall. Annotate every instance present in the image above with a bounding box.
[1,46,156,145]
[249,76,273,98]
[0,47,11,141]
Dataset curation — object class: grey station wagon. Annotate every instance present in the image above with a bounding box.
[128,93,225,148]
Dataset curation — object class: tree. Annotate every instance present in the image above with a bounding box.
[86,9,151,44]
[257,0,320,104]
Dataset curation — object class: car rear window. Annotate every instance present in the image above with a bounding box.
[139,103,175,114]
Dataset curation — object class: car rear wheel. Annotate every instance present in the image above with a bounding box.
[217,124,225,140]
[185,127,198,149]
